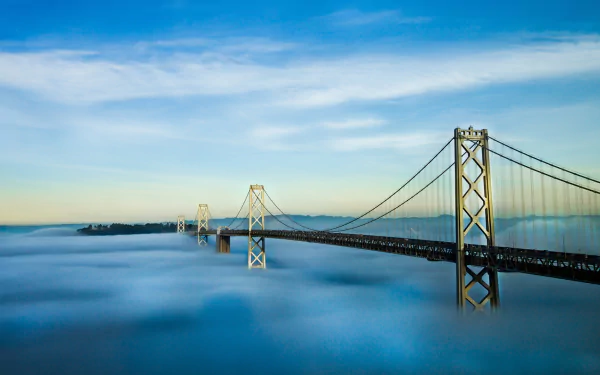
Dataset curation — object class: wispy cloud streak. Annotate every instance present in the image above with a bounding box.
[322,118,386,129]
[320,9,431,26]
[248,125,306,151]
[331,132,447,151]
[0,36,599,107]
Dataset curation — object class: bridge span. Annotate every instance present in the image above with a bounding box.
[176,127,600,311]
[194,229,600,286]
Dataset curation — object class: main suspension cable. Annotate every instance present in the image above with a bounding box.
[481,143,600,195]
[223,191,250,227]
[329,139,478,233]
[490,136,600,185]
[321,137,454,231]
[332,162,455,233]
[230,213,249,230]
[262,205,306,231]
[264,189,321,231]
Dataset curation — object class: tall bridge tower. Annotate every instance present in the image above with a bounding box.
[197,204,209,246]
[177,215,186,234]
[454,127,499,310]
[248,184,266,268]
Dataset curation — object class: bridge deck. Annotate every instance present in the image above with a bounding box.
[193,229,600,285]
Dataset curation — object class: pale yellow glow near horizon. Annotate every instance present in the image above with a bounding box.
[2,158,598,225]
[0,177,405,225]
[4,179,597,225]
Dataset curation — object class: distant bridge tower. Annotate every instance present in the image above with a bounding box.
[197,204,210,246]
[248,184,266,269]
[454,127,499,311]
[177,215,186,234]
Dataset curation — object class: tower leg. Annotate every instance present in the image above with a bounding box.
[198,234,208,246]
[457,262,500,311]
[248,235,265,268]
[456,249,466,309]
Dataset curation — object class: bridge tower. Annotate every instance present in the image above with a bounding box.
[197,204,209,246]
[454,127,500,311]
[177,215,186,234]
[248,184,266,269]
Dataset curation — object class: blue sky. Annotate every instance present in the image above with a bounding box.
[1,1,600,224]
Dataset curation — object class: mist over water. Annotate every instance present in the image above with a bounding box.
[1,226,599,375]
[216,215,600,254]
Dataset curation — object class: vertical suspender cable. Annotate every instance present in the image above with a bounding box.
[539,158,548,252]
[576,176,584,253]
[519,151,528,249]
[562,169,568,253]
[529,155,536,249]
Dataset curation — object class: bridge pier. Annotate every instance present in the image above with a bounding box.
[216,235,230,253]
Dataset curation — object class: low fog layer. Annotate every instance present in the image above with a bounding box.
[0,227,599,375]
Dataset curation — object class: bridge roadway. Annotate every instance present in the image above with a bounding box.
[193,229,600,285]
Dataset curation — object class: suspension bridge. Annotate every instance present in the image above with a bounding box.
[176,127,600,311]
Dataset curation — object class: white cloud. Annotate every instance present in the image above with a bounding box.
[322,118,386,130]
[248,125,306,150]
[147,38,212,48]
[81,121,186,140]
[250,125,304,139]
[280,39,600,107]
[331,132,447,151]
[218,38,297,53]
[138,37,296,53]
[0,36,599,108]
[320,9,431,27]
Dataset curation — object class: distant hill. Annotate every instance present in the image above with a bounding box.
[77,223,189,236]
